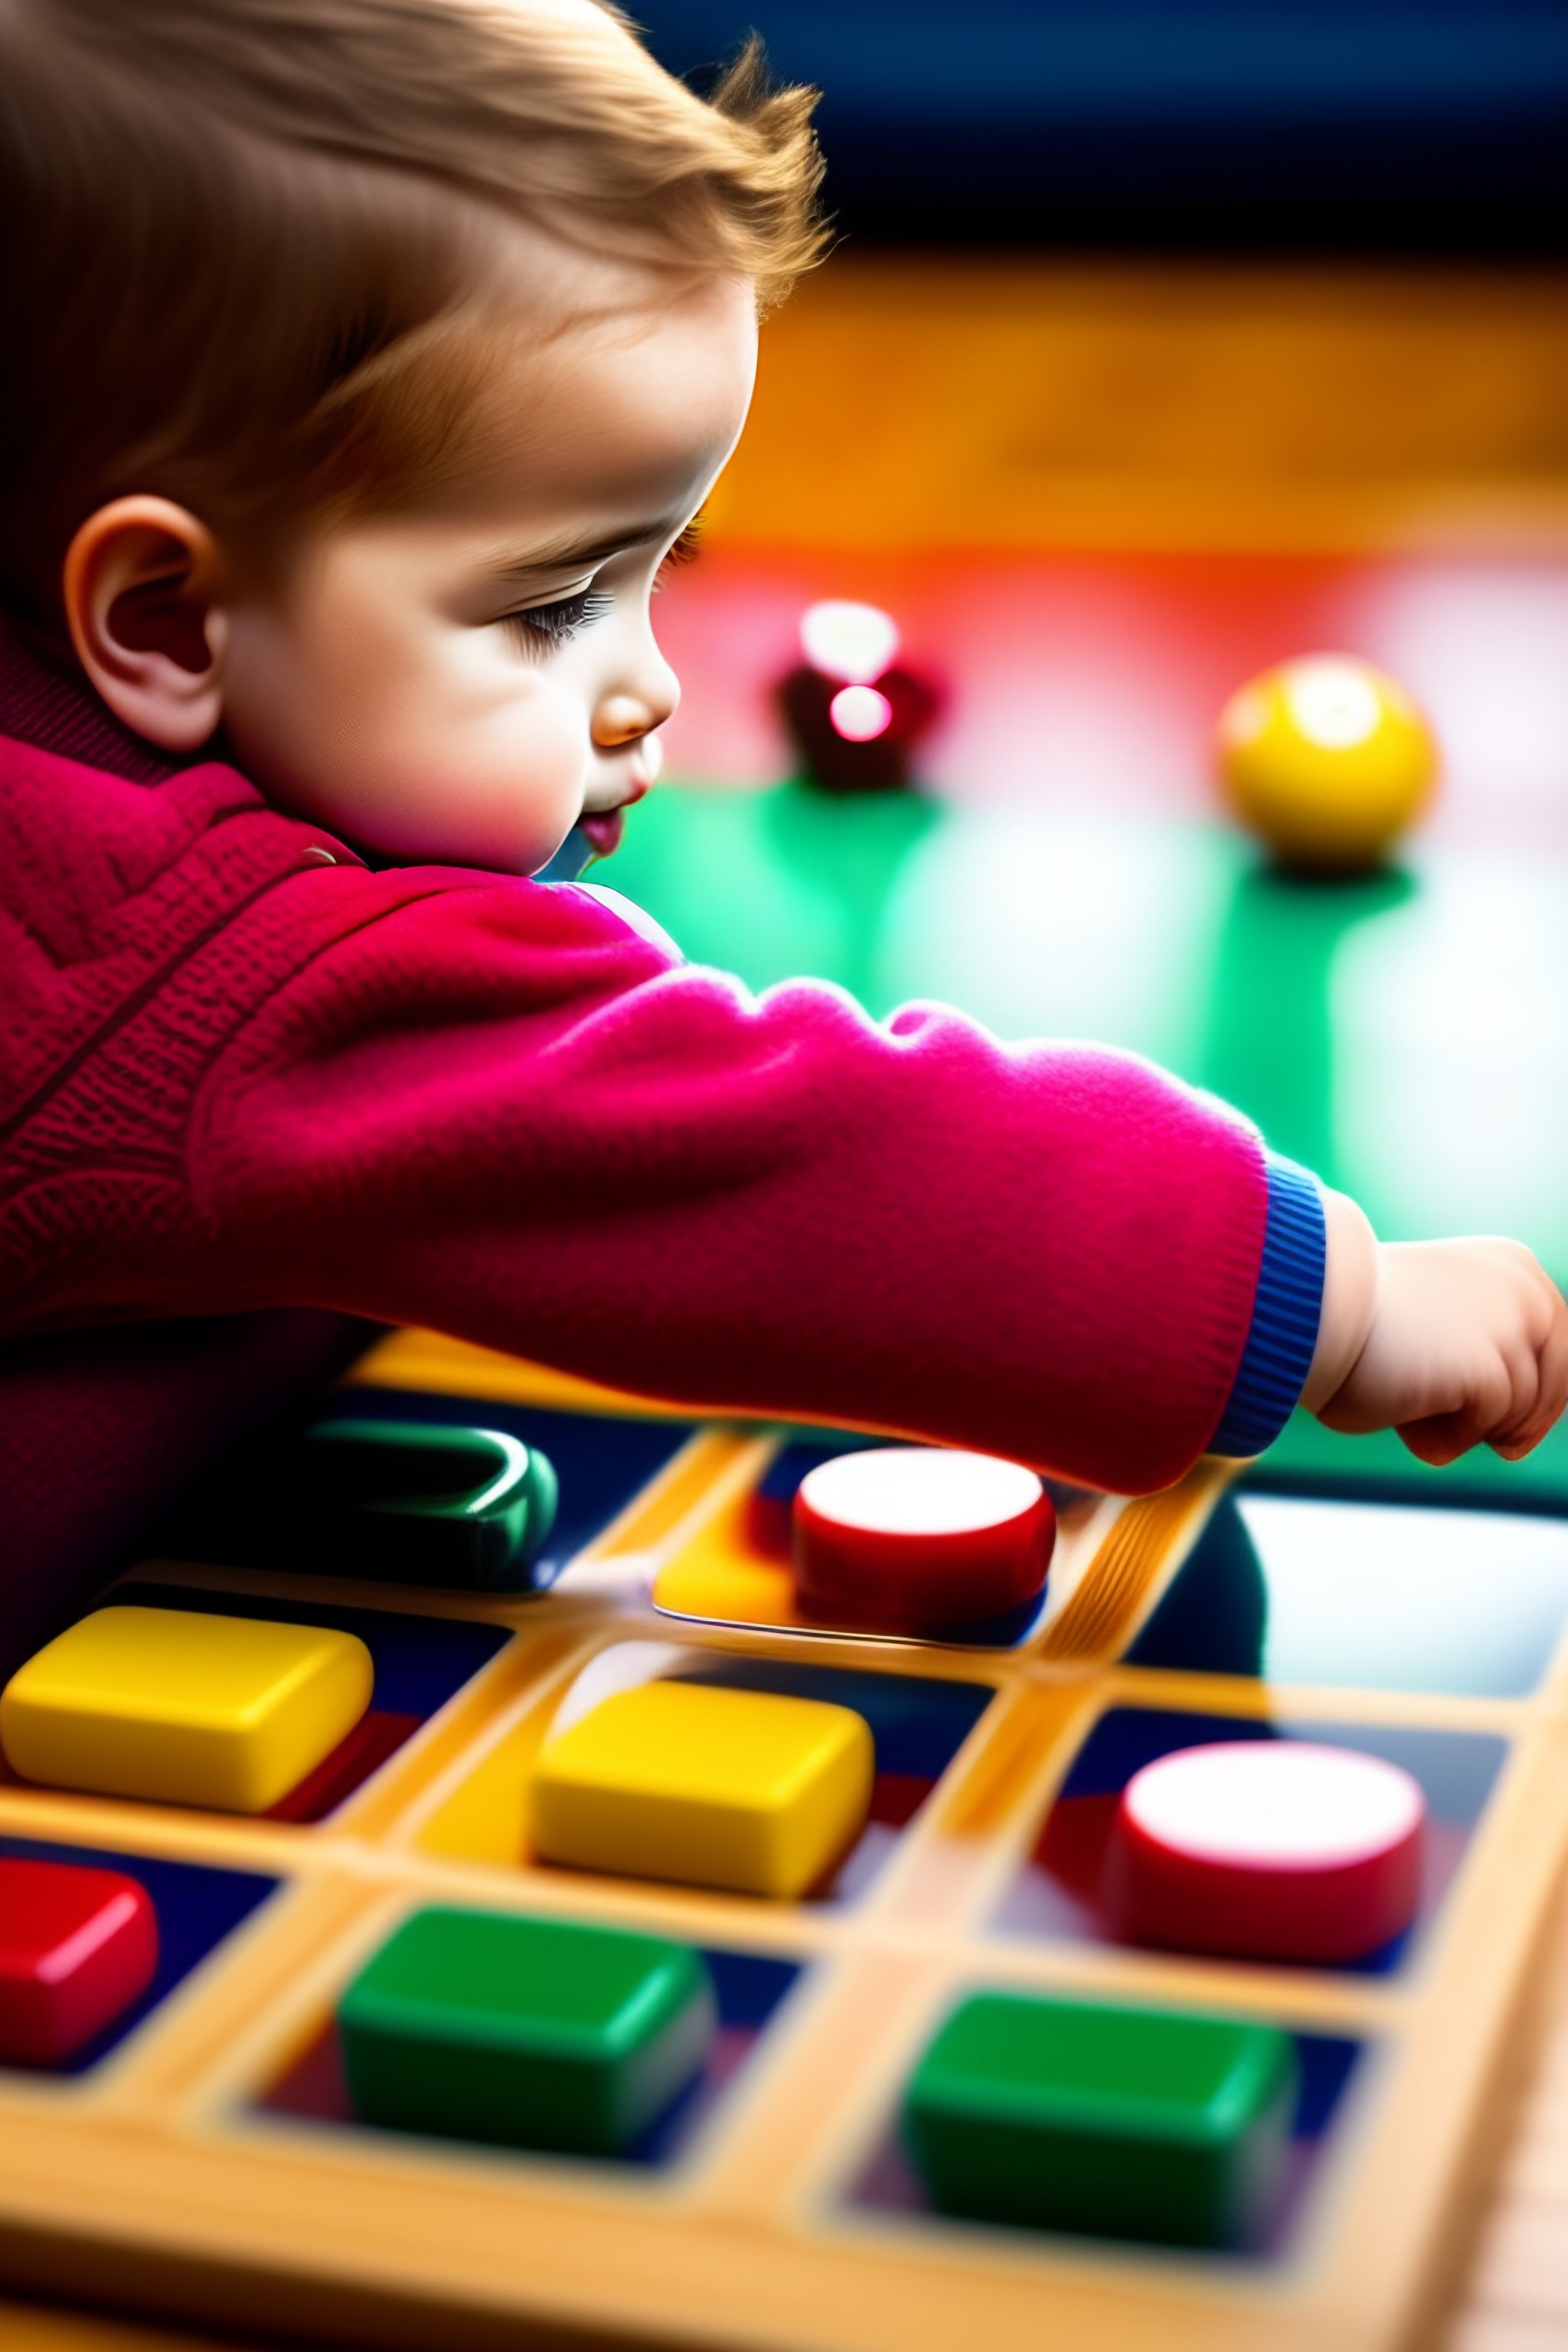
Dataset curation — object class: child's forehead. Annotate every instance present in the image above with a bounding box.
[479,213,754,358]
[446,269,756,527]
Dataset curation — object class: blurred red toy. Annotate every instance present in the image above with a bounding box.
[776,599,943,792]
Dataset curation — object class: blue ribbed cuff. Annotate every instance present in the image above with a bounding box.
[1209,1155,1327,1459]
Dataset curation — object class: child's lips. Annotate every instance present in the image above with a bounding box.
[579,774,651,860]
[578,808,625,858]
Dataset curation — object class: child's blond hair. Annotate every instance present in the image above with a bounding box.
[0,0,825,628]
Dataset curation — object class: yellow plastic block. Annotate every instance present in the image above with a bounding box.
[652,1551,800,1628]
[0,1606,374,1814]
[531,1681,874,1899]
[652,1489,802,1628]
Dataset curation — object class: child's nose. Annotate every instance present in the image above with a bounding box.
[592,658,679,749]
[593,692,658,746]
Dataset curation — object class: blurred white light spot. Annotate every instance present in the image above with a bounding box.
[801,599,900,684]
[1284,659,1383,750]
[829,684,893,742]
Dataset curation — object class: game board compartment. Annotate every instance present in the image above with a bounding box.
[845,2012,1369,2264]
[0,1834,280,2077]
[409,1635,998,1905]
[253,1917,803,2178]
[178,1377,704,1596]
[0,1577,517,1831]
[998,1700,1508,1977]
[650,1429,1112,1652]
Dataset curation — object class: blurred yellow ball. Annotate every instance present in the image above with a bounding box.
[1217,654,1439,873]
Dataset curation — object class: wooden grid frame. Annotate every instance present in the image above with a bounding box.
[3,1335,1568,2352]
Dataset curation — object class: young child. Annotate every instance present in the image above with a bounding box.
[1,0,1563,1632]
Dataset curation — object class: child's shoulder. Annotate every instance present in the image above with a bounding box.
[0,659,686,1158]
[567,880,681,961]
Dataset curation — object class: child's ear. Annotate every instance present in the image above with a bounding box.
[62,496,230,753]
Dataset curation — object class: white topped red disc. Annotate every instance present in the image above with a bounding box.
[793,1448,1053,1633]
[1113,1740,1425,1964]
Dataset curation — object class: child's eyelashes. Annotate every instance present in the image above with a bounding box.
[501,586,613,655]
[654,518,702,590]
[497,518,700,653]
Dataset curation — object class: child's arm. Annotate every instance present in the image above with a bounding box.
[1302,1190,1568,1464]
[13,822,1564,1492]
[28,856,1277,1493]
[192,873,1566,1485]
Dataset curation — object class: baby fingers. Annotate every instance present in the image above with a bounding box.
[1490,1283,1568,1459]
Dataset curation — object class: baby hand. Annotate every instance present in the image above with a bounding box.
[1306,1196,1568,1465]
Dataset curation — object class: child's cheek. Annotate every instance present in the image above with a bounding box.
[338,621,590,874]
[417,672,589,874]
[223,599,589,875]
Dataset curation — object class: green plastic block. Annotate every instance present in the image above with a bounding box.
[338,1907,716,2156]
[902,1992,1298,2247]
[290,1420,559,1590]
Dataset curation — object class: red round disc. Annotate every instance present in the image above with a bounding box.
[792,1448,1054,1633]
[1111,1741,1425,1964]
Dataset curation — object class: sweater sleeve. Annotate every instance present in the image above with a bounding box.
[168,869,1269,1494]
[1208,1155,1327,1458]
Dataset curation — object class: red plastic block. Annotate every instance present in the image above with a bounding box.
[1112,1741,1425,1965]
[793,1447,1054,1633]
[0,1856,159,2063]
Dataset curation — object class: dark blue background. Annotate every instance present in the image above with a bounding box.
[636,3,1568,251]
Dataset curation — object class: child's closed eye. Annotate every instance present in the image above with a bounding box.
[501,585,613,655]
[499,514,701,654]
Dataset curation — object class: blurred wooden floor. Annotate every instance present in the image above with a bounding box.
[6,254,1568,2352]
[710,255,1568,552]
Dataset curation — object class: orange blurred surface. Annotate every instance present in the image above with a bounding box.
[707,256,1568,554]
